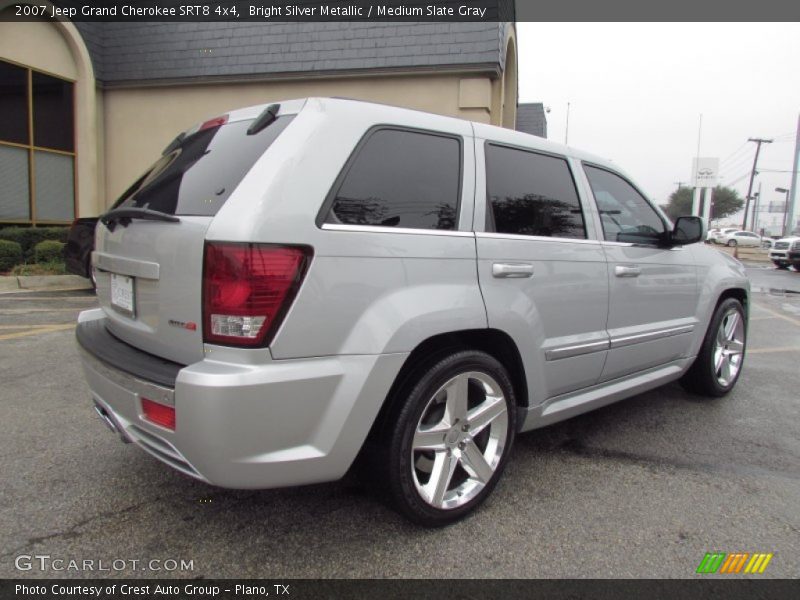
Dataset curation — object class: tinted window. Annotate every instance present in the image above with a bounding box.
[326,129,461,230]
[485,144,585,238]
[32,71,74,151]
[114,116,293,216]
[583,165,666,244]
[0,61,28,145]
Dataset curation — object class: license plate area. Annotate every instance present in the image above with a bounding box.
[110,273,136,318]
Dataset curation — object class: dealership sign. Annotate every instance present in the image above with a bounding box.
[692,158,720,188]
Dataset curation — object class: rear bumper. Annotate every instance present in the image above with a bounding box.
[77,309,407,489]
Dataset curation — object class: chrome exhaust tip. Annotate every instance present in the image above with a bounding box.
[92,400,132,443]
[94,401,118,434]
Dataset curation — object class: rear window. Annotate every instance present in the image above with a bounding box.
[324,128,461,230]
[112,116,294,216]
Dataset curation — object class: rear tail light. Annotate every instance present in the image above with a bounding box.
[141,398,176,430]
[202,243,311,347]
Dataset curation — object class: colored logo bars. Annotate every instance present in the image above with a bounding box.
[696,552,774,574]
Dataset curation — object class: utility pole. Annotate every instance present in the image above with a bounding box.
[564,102,571,145]
[674,181,688,190]
[743,138,773,230]
[785,113,800,236]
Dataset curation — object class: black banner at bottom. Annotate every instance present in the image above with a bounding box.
[2,579,799,600]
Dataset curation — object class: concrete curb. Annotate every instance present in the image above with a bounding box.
[0,275,92,292]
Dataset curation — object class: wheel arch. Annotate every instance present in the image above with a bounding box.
[367,328,529,440]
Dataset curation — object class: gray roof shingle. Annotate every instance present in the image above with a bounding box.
[516,103,548,138]
[74,22,509,85]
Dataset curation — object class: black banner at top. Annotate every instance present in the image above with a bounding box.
[2,0,798,21]
[4,0,506,22]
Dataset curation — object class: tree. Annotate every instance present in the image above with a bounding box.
[662,186,744,221]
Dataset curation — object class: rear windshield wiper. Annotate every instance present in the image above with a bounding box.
[101,207,180,231]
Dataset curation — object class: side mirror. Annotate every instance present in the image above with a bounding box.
[670,216,706,246]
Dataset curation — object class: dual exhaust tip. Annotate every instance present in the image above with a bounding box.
[93,400,131,443]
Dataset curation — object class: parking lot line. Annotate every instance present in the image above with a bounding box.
[0,324,75,341]
[751,303,800,327]
[748,346,800,354]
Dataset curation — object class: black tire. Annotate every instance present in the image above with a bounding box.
[727,239,737,247]
[773,261,789,270]
[86,255,97,292]
[379,350,517,527]
[681,297,746,397]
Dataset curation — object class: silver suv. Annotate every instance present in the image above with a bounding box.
[78,98,749,526]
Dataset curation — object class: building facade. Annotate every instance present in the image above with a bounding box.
[0,7,518,223]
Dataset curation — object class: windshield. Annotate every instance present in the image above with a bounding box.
[112,116,294,216]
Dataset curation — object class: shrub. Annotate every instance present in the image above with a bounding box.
[0,226,70,259]
[11,261,67,276]
[34,240,65,264]
[0,239,24,272]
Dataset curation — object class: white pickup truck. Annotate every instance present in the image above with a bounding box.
[768,236,800,270]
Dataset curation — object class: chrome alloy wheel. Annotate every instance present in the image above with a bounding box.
[713,308,745,386]
[411,371,509,510]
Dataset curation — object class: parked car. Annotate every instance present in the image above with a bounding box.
[705,228,720,243]
[63,217,99,289]
[768,236,800,270]
[717,230,762,247]
[711,227,738,244]
[76,98,749,526]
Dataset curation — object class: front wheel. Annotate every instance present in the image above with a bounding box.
[681,298,746,397]
[382,350,517,526]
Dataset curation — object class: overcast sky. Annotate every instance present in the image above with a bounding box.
[517,23,800,231]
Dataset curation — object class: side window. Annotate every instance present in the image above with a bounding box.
[324,128,460,230]
[485,144,586,239]
[583,165,666,244]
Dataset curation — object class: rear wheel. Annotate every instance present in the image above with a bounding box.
[681,297,746,397]
[86,256,97,291]
[727,239,737,247]
[380,350,516,526]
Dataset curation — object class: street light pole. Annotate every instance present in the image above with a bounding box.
[777,187,791,236]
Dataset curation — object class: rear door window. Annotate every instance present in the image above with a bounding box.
[113,116,294,216]
[485,144,586,239]
[323,128,461,230]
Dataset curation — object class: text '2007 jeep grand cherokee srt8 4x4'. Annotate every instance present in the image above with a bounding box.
[77,98,749,526]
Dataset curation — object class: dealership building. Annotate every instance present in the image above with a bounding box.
[0,11,532,225]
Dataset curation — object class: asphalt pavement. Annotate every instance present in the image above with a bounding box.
[1,266,798,579]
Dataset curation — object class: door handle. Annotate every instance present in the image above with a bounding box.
[614,265,642,278]
[492,263,534,278]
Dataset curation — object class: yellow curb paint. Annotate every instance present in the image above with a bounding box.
[0,324,74,341]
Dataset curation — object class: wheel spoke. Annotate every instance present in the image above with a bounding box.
[714,348,725,373]
[413,426,447,451]
[720,357,732,383]
[467,395,506,437]
[460,443,494,484]
[444,373,470,423]
[426,451,458,506]
[727,339,744,354]
[724,312,740,340]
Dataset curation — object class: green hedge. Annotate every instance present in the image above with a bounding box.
[34,240,65,264]
[0,226,70,260]
[0,240,24,272]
